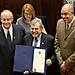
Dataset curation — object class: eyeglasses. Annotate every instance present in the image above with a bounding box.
[24,13,32,16]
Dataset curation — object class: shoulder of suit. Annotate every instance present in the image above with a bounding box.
[42,33,54,40]
[47,34,54,40]
[56,19,65,28]
[24,33,32,38]
[57,19,64,23]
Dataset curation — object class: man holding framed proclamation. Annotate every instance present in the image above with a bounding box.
[23,18,60,75]
[13,18,60,75]
[13,45,46,74]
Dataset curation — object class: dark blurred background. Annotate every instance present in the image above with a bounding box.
[0,0,64,36]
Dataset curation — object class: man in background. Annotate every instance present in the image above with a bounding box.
[55,3,75,75]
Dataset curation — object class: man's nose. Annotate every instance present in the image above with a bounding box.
[33,29,36,32]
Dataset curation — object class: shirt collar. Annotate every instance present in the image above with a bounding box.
[67,16,75,27]
[2,24,12,31]
[2,24,13,39]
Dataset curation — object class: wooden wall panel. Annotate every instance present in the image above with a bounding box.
[0,0,63,36]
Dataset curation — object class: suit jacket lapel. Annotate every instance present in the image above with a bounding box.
[0,26,7,42]
[40,33,46,48]
[64,27,74,40]
[64,20,75,40]
[59,21,66,41]
[0,26,13,52]
[12,24,16,42]
[29,36,33,46]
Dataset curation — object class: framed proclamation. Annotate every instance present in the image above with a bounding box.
[13,45,46,74]
[13,45,34,72]
[32,48,46,73]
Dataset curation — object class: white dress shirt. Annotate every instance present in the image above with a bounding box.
[2,24,13,41]
[66,16,75,29]
[32,34,42,47]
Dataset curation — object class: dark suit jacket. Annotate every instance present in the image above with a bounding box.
[0,24,25,75]
[23,33,60,75]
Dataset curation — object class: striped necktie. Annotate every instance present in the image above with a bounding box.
[34,37,38,47]
[66,24,69,30]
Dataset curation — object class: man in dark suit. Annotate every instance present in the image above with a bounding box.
[0,9,25,75]
[23,18,60,75]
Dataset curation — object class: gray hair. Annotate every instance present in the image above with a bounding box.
[30,17,43,28]
[1,9,13,18]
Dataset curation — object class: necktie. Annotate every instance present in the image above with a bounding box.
[7,30,11,43]
[66,24,69,30]
[65,24,69,33]
[34,37,38,47]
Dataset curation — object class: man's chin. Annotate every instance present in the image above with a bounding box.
[4,26,10,29]
[32,35,38,38]
[63,19,69,23]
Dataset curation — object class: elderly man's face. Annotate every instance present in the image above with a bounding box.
[31,22,42,38]
[1,10,13,29]
[61,5,74,23]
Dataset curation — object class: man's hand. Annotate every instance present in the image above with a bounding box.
[46,59,52,66]
[60,61,70,72]
[60,62,66,72]
[23,70,29,74]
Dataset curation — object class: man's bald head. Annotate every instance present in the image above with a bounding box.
[61,3,74,14]
[1,9,13,19]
